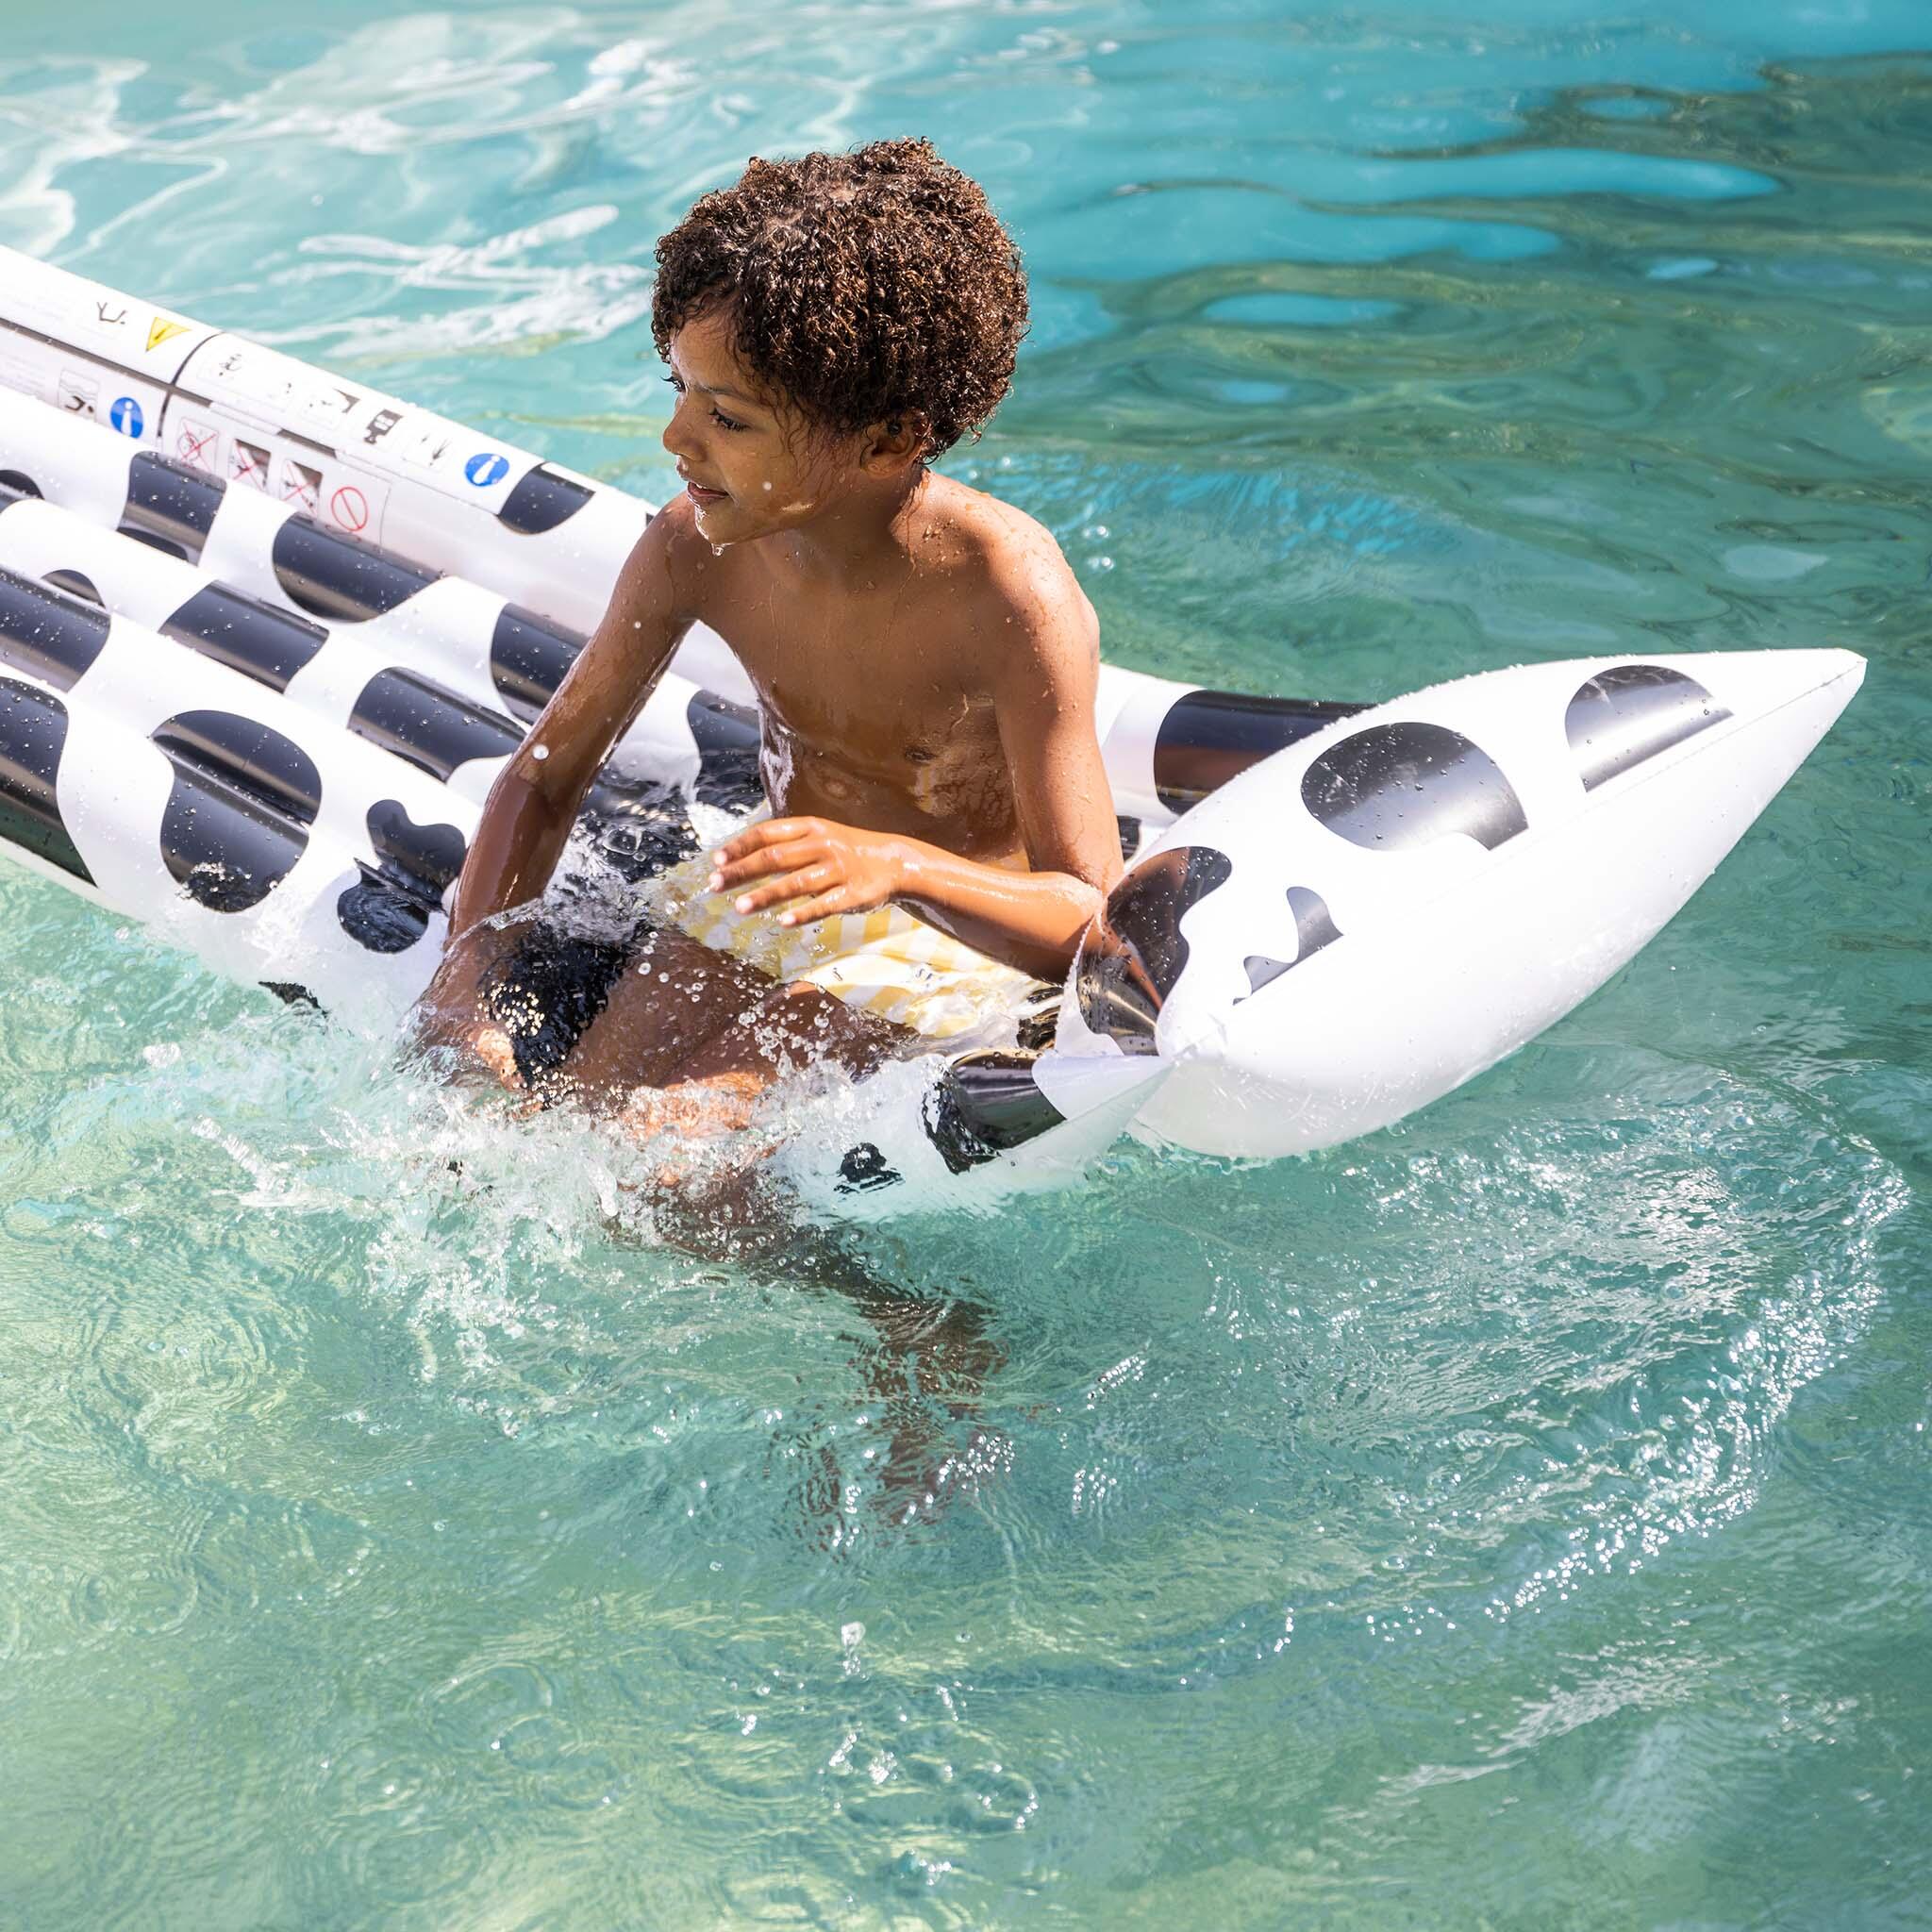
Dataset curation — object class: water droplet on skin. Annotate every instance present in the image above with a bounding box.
[531,743,548,760]
[710,543,724,558]
[761,480,773,491]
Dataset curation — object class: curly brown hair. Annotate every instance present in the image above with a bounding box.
[651,138,1027,459]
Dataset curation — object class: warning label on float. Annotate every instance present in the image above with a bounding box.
[58,370,98,418]
[175,418,221,472]
[147,316,192,355]
[299,385,360,426]
[278,458,322,517]
[229,440,270,491]
[329,484,370,534]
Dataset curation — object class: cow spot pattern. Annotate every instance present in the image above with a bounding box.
[1303,721,1527,854]
[1239,885,1343,1000]
[1566,663,1731,791]
[151,708,321,913]
[1075,844,1234,1054]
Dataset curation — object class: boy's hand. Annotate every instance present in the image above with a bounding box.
[707,818,911,926]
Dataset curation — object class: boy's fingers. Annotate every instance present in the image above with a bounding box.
[732,864,837,913]
[714,818,821,862]
[776,891,850,926]
[708,839,820,889]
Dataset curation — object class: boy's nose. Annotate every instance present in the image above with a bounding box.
[661,408,696,462]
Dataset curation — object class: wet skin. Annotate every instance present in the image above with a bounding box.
[422,306,1123,1121]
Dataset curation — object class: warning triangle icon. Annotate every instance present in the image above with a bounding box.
[147,316,191,353]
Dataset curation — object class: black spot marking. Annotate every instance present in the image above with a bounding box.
[271,517,439,623]
[922,1052,1068,1174]
[151,767,305,908]
[0,565,111,690]
[1288,882,1341,952]
[1074,844,1233,1054]
[336,874,431,954]
[497,463,593,536]
[1566,663,1731,791]
[687,691,764,809]
[1115,814,1141,861]
[0,674,92,881]
[365,799,467,898]
[150,711,321,912]
[261,980,322,1009]
[0,470,43,503]
[339,797,469,956]
[1155,690,1369,812]
[152,710,322,825]
[1238,885,1343,1000]
[836,1142,902,1194]
[342,796,467,954]
[349,668,520,782]
[489,603,584,721]
[42,571,101,606]
[1241,955,1291,999]
[161,585,326,691]
[122,451,224,559]
[1303,722,1526,853]
[119,526,194,562]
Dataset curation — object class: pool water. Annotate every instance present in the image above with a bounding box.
[3,4,1929,1925]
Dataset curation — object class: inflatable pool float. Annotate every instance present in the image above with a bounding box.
[0,247,1864,1214]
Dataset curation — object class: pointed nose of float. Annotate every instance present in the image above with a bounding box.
[1707,645,1864,717]
[1058,643,1868,1162]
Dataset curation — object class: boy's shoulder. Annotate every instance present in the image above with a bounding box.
[919,474,1096,653]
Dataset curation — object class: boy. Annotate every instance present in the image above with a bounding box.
[423,139,1121,1128]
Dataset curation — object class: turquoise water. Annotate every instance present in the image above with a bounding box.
[3,2,1930,1924]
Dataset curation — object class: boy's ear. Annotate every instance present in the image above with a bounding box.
[861,412,927,472]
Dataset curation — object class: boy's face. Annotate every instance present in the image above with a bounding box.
[660,308,900,545]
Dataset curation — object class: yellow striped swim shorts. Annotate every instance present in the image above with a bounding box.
[649,838,1041,1044]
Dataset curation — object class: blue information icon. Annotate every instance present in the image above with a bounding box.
[108,395,144,437]
[464,452,509,488]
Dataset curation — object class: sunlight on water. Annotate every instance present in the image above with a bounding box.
[1,3,1929,1926]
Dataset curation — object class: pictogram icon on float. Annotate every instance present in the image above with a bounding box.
[330,484,370,534]
[229,440,269,490]
[464,452,509,488]
[108,395,143,436]
[146,316,191,354]
[279,458,322,517]
[175,420,219,471]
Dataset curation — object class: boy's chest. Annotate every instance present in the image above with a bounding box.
[717,585,1003,774]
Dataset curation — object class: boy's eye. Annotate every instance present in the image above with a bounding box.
[663,375,747,433]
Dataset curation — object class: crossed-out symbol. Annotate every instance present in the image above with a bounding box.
[176,425,217,469]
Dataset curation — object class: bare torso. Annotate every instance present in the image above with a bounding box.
[682,471,1070,866]
[425,458,1116,1120]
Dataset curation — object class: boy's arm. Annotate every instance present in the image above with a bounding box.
[446,505,696,941]
[898,571,1120,966]
[708,570,1121,979]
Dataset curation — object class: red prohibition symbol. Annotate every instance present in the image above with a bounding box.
[329,484,370,534]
